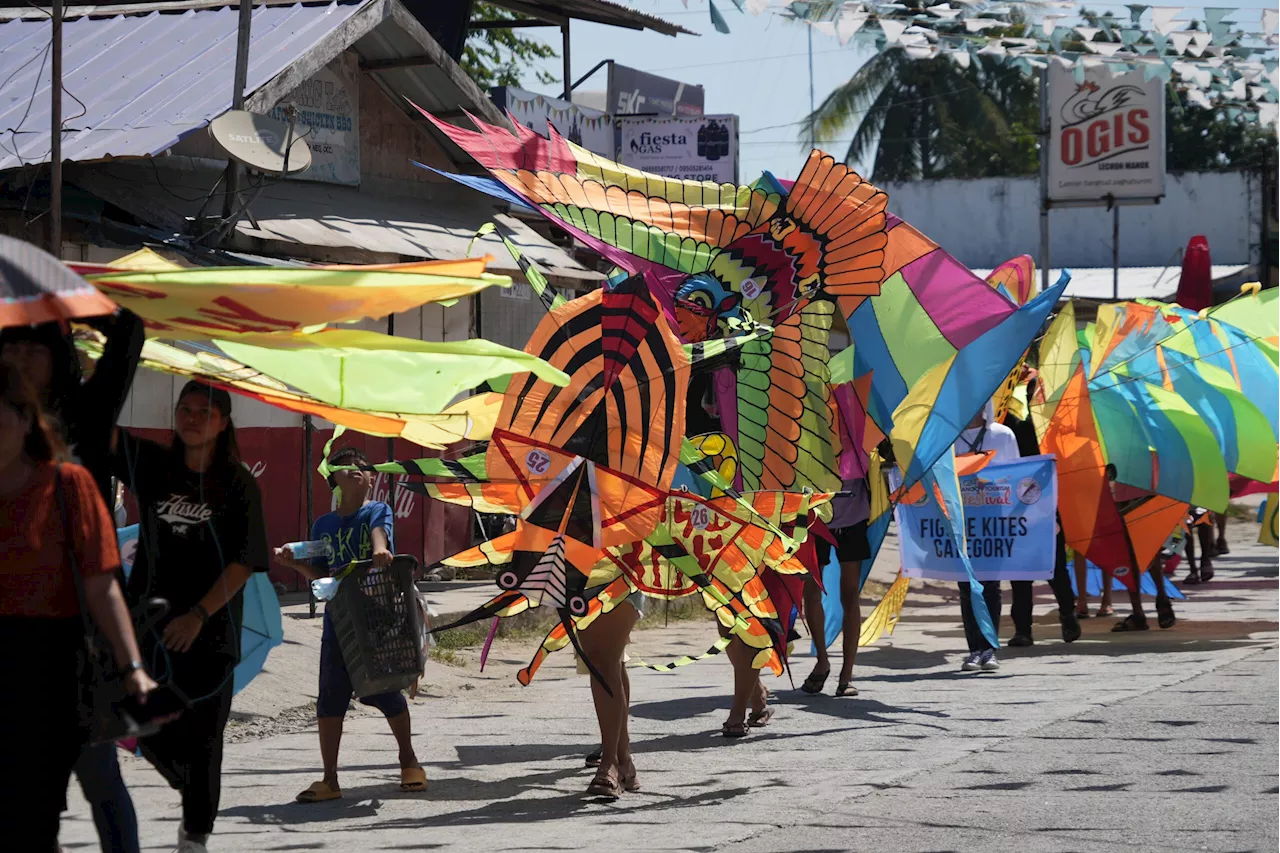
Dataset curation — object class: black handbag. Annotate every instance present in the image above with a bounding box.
[54,464,167,745]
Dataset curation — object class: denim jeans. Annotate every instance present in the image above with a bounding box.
[74,741,140,853]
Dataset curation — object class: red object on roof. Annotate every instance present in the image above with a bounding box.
[1176,235,1212,311]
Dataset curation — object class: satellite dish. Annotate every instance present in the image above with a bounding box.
[209,110,311,174]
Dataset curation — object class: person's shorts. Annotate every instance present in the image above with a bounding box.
[317,610,409,719]
[815,520,871,566]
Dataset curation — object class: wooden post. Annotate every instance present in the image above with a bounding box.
[49,0,62,255]
[222,0,253,221]
[1038,66,1050,296]
[304,414,316,617]
[560,22,571,99]
[1112,198,1120,301]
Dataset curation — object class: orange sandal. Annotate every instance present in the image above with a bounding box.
[296,780,342,803]
[400,766,428,792]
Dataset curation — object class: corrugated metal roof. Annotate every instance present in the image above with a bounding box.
[0,1,367,170]
[486,0,696,36]
[74,157,603,284]
[349,4,509,139]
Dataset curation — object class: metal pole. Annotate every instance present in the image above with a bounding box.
[1112,199,1120,301]
[386,314,395,463]
[304,414,316,617]
[49,0,62,255]
[560,22,571,100]
[222,0,253,220]
[1038,66,1050,296]
[1259,137,1269,286]
[807,24,815,150]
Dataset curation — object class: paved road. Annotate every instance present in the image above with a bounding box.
[60,526,1278,853]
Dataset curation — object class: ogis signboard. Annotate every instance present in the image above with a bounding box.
[1047,64,1164,202]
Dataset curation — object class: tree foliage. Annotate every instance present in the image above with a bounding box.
[461,3,558,89]
[804,4,1277,181]
[800,3,1040,181]
[1166,92,1278,172]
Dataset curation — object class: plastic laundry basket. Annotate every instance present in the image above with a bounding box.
[328,555,423,698]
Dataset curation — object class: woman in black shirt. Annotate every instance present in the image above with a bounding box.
[114,381,268,853]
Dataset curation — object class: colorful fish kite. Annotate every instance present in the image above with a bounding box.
[835,215,1068,488]
[1034,302,1196,582]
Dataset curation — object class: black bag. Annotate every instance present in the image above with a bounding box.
[54,464,168,745]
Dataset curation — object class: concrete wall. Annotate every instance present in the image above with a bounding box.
[880,171,1264,270]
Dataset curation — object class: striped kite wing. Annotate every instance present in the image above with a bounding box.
[736,298,842,496]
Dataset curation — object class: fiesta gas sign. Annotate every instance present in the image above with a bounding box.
[629,131,689,155]
[1048,64,1164,202]
[617,115,739,185]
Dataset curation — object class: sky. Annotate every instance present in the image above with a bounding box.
[525,0,874,181]
[520,0,1277,182]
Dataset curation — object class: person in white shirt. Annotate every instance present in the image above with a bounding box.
[953,401,1020,673]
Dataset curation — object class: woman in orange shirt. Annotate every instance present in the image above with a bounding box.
[0,363,155,849]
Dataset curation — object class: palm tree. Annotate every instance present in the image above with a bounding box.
[800,16,1040,181]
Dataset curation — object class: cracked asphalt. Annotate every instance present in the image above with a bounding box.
[59,519,1278,853]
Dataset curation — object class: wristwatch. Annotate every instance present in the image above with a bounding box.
[122,659,144,675]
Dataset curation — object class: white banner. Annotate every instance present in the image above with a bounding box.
[270,53,360,186]
[895,456,1059,582]
[616,115,738,184]
[1047,64,1164,202]
[495,86,614,158]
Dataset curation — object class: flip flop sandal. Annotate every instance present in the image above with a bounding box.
[585,746,603,768]
[1097,606,1116,617]
[621,772,641,793]
[748,707,775,727]
[722,721,750,739]
[587,771,622,799]
[835,681,859,697]
[399,767,428,792]
[296,781,342,803]
[1156,602,1177,630]
[1074,609,1091,619]
[1111,614,1149,632]
[1183,572,1204,585]
[800,669,829,695]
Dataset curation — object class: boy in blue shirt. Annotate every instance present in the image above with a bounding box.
[274,447,426,802]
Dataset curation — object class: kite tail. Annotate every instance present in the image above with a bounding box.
[516,618,573,686]
[479,617,500,672]
[480,219,567,312]
[926,452,998,648]
[628,636,734,672]
[553,607,614,697]
[858,571,910,648]
[429,590,530,636]
[784,151,888,303]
